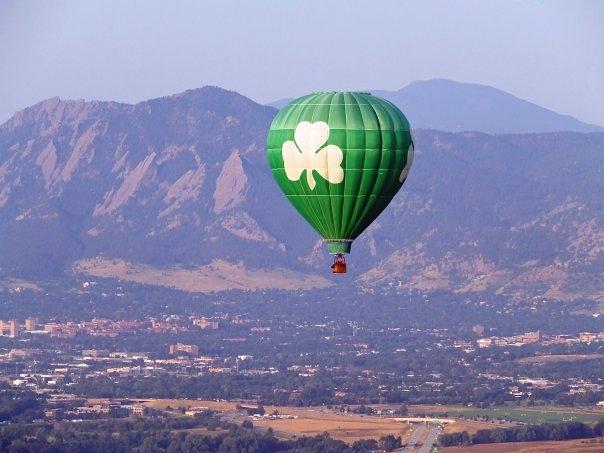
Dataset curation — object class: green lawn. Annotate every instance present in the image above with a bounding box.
[441,406,604,424]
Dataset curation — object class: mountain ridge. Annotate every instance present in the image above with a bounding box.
[1,87,602,303]
[269,79,603,134]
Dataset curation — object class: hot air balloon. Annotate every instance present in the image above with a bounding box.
[266,92,414,274]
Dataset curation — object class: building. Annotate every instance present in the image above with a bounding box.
[494,338,510,347]
[100,403,128,417]
[185,406,210,416]
[9,348,41,358]
[82,349,110,358]
[169,343,199,357]
[43,322,77,338]
[132,405,146,416]
[24,317,37,331]
[516,331,541,344]
[0,320,20,338]
[193,318,219,330]
[579,332,598,343]
[44,323,60,333]
[453,340,473,348]
[477,338,493,348]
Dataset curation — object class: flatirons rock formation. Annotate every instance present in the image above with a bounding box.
[0,87,602,301]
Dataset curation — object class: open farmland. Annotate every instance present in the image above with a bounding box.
[143,399,411,443]
[441,438,604,452]
[253,411,411,443]
[141,400,604,445]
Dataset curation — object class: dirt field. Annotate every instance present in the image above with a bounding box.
[441,438,604,452]
[254,411,411,443]
[142,399,410,443]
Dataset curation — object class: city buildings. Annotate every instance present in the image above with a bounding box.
[0,320,20,338]
[169,343,199,357]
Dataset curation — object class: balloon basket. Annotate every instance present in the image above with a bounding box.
[331,254,347,274]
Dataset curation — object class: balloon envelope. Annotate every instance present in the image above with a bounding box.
[267,92,413,254]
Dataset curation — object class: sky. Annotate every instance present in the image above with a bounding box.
[1,0,603,125]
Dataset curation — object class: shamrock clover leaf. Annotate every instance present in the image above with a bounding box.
[282,121,344,190]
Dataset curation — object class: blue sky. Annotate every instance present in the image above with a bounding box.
[1,0,603,125]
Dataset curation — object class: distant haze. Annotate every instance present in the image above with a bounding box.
[0,0,603,125]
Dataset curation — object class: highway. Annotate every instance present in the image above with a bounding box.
[418,425,441,453]
[402,423,426,452]
[402,423,441,453]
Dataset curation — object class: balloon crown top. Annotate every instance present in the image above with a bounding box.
[312,91,372,96]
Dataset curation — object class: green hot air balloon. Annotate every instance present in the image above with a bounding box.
[266,92,413,273]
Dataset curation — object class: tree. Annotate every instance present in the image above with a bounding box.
[351,438,378,452]
[379,435,402,451]
[439,431,470,447]
[395,405,409,416]
[594,420,604,436]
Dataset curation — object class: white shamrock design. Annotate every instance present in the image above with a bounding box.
[399,143,414,182]
[282,121,344,190]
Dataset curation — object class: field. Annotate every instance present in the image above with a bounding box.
[441,438,604,452]
[409,404,604,425]
[253,410,411,443]
[143,399,410,443]
[141,399,604,445]
[142,398,238,412]
[442,419,517,435]
[74,257,330,292]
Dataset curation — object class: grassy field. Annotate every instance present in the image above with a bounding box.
[441,438,604,452]
[142,398,237,412]
[443,419,517,435]
[449,407,603,424]
[410,404,604,424]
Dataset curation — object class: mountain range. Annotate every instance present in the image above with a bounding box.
[270,79,603,134]
[0,83,602,303]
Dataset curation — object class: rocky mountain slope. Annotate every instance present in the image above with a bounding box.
[1,87,602,301]
[271,79,603,134]
[355,131,603,302]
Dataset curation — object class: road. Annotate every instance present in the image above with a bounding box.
[417,425,441,453]
[402,423,426,452]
